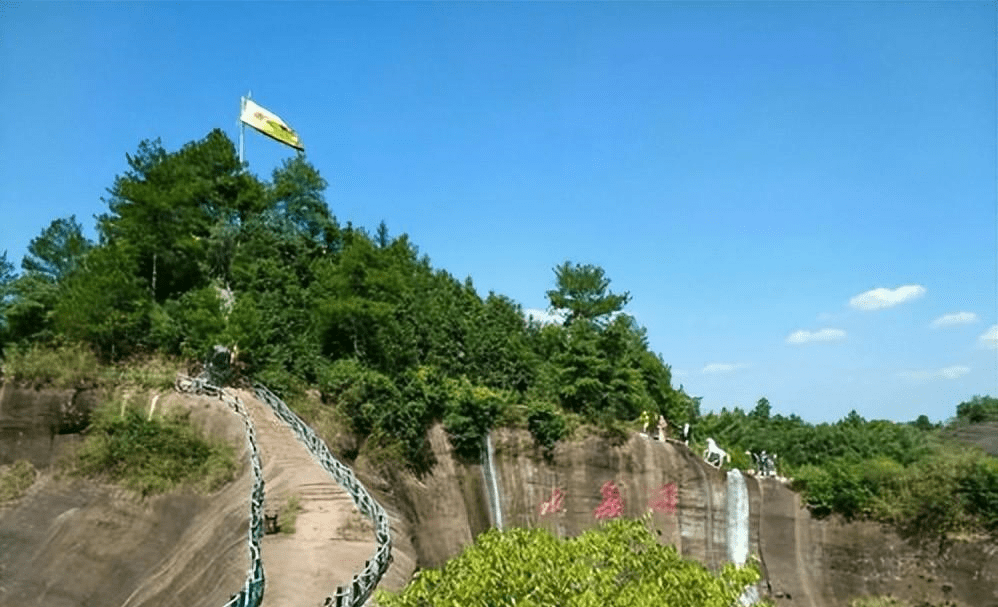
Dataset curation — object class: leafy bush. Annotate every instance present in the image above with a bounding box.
[527,400,567,456]
[792,460,874,520]
[72,401,237,496]
[0,460,37,502]
[955,395,998,424]
[443,377,506,459]
[960,456,998,533]
[376,516,762,607]
[150,287,227,359]
[319,358,399,434]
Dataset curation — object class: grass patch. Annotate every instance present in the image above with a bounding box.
[1,342,181,392]
[278,493,303,534]
[105,353,182,391]
[1,341,100,388]
[0,460,37,502]
[70,401,237,497]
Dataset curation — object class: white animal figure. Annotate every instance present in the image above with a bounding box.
[682,423,691,446]
[703,437,729,468]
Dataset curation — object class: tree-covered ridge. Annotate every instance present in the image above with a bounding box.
[1,130,996,546]
[0,129,691,471]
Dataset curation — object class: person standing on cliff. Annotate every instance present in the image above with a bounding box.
[640,409,655,437]
[657,415,669,441]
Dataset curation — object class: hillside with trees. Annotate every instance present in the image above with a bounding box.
[2,129,996,551]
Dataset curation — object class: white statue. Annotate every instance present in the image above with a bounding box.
[747,450,778,477]
[657,415,669,441]
[703,437,729,468]
[762,452,778,477]
[682,423,691,446]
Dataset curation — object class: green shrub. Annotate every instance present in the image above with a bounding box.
[442,377,506,459]
[376,516,762,607]
[319,358,399,434]
[527,400,567,456]
[72,402,237,496]
[0,460,37,502]
[961,456,998,533]
[955,395,998,424]
[792,459,873,520]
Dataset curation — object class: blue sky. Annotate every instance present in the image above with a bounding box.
[1,2,995,424]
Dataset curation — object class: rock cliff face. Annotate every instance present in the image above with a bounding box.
[0,386,252,607]
[0,383,100,469]
[4,384,998,607]
[361,426,998,607]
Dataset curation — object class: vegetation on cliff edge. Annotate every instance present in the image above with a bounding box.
[376,517,764,607]
[69,400,237,496]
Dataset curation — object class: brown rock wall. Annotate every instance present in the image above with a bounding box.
[367,426,998,607]
[0,384,100,468]
[5,381,998,607]
[0,390,251,607]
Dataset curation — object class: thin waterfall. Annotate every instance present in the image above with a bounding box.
[726,469,749,565]
[482,431,504,530]
[726,469,759,605]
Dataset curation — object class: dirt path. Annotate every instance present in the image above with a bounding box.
[237,391,376,607]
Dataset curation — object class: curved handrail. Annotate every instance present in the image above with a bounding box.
[174,373,393,607]
[253,383,392,607]
[175,374,265,607]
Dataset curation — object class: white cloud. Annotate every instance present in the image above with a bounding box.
[930,312,979,328]
[849,285,926,311]
[702,362,749,375]
[979,324,998,349]
[523,308,565,326]
[899,366,971,381]
[940,366,971,379]
[785,328,846,345]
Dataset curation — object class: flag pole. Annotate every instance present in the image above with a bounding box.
[238,94,246,164]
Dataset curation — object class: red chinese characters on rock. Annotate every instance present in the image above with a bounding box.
[593,481,624,520]
[648,482,678,515]
[539,487,566,516]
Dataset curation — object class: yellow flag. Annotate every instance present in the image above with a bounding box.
[240,98,304,151]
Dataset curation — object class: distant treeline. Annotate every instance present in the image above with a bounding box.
[697,396,998,549]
